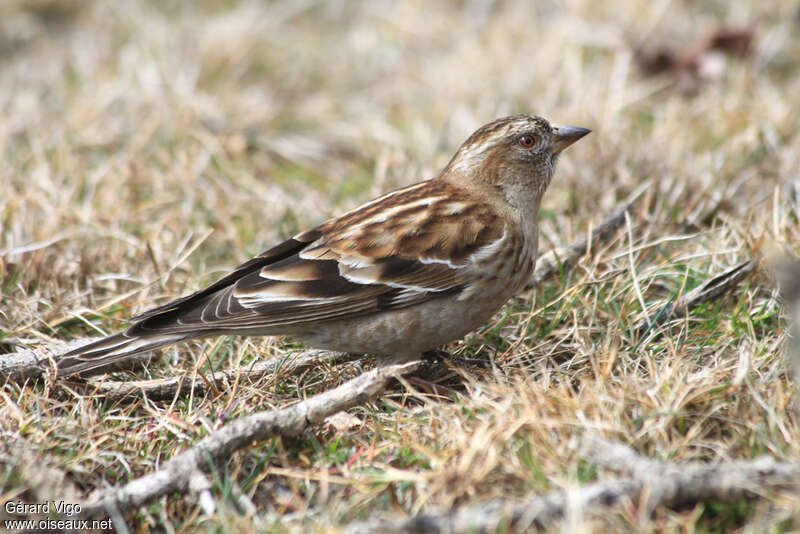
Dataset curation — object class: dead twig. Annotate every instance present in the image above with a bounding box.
[0,337,155,382]
[347,435,799,534]
[579,435,798,514]
[636,258,758,338]
[529,181,650,287]
[86,349,358,402]
[77,359,424,520]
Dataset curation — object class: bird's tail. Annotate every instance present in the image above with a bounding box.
[56,332,185,377]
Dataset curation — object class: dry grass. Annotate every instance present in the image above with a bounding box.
[1,0,799,532]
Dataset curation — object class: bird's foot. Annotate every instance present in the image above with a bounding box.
[422,348,493,368]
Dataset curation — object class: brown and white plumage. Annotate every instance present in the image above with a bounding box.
[56,115,590,376]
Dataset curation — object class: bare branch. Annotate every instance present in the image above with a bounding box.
[0,337,155,382]
[78,359,424,520]
[580,435,798,514]
[636,258,758,337]
[347,435,799,534]
[87,349,357,402]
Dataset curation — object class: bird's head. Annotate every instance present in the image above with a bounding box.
[442,115,590,209]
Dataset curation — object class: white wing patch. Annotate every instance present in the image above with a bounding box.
[468,226,509,263]
[418,255,464,269]
[339,269,433,294]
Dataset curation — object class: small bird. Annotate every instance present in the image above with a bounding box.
[56,115,590,376]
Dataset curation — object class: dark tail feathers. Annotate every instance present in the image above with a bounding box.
[56,332,183,376]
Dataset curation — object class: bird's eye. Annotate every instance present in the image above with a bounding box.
[519,135,535,148]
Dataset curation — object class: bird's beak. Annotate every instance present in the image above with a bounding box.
[550,124,591,154]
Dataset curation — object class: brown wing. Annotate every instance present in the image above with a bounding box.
[126,180,504,337]
[55,179,506,376]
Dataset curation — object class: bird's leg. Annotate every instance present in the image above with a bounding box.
[376,351,450,397]
[379,352,423,365]
[404,375,453,398]
[422,348,493,368]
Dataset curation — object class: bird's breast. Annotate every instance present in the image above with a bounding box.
[461,226,537,300]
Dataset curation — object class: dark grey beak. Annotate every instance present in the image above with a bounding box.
[550,124,591,154]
